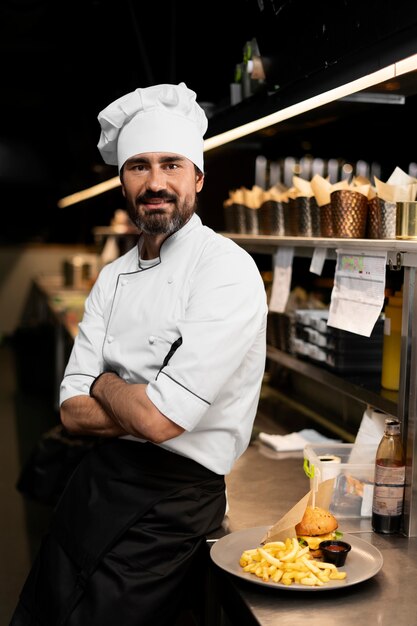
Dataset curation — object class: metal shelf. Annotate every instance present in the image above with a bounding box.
[222,233,417,267]
[266,345,398,416]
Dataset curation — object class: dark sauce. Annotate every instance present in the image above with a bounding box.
[372,512,402,534]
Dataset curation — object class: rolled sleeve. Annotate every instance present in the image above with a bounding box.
[147,371,210,430]
[59,277,107,404]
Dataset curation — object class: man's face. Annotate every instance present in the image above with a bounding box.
[121,152,204,236]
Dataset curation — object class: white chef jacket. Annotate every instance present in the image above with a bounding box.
[60,214,267,475]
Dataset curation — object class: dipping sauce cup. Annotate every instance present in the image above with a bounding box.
[319,540,351,566]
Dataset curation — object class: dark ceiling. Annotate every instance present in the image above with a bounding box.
[3,0,417,244]
[0,0,256,242]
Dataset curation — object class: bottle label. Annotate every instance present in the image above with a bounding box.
[373,465,405,516]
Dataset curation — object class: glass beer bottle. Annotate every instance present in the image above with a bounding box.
[372,418,405,534]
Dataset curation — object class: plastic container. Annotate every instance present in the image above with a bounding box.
[304,443,378,518]
[381,291,402,391]
[293,311,384,373]
[319,540,352,566]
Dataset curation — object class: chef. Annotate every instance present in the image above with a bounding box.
[10,82,267,626]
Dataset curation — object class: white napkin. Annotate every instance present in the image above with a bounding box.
[258,428,339,452]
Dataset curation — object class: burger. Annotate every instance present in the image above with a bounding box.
[295,505,339,557]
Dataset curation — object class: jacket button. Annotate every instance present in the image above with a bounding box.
[167,276,173,284]
[148,335,155,344]
[107,335,114,343]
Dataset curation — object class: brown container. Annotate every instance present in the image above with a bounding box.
[310,199,321,237]
[320,203,333,237]
[227,203,247,233]
[331,189,368,238]
[234,204,246,234]
[284,201,298,236]
[245,206,259,235]
[289,196,319,236]
[258,200,285,235]
[224,203,237,232]
[367,197,397,239]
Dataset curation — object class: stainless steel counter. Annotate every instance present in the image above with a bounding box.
[210,435,415,626]
[210,530,414,626]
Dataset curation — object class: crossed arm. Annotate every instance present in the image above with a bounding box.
[60,372,185,443]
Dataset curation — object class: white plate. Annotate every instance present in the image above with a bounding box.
[210,526,383,591]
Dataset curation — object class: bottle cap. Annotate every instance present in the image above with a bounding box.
[385,418,400,426]
[384,418,401,434]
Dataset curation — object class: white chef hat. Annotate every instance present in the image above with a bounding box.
[97,82,208,173]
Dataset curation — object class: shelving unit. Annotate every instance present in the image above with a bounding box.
[200,33,417,536]
[220,233,417,536]
[266,345,397,416]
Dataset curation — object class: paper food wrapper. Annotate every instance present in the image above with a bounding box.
[242,185,264,209]
[286,187,298,200]
[350,183,370,197]
[310,174,331,206]
[353,175,371,187]
[352,177,373,198]
[264,186,288,202]
[271,181,288,194]
[229,188,245,204]
[292,175,314,197]
[261,478,335,544]
[374,176,417,202]
[387,166,417,186]
[330,180,350,195]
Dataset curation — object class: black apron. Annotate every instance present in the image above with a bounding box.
[11,439,226,626]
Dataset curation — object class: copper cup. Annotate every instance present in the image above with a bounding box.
[289,196,319,236]
[331,190,368,238]
[224,204,237,232]
[310,199,321,237]
[245,206,259,235]
[224,203,247,233]
[367,197,397,239]
[284,201,297,235]
[320,203,333,237]
[233,203,247,233]
[258,200,285,235]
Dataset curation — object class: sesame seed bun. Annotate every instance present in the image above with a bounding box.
[295,506,338,537]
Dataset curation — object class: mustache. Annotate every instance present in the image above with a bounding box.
[137,190,177,203]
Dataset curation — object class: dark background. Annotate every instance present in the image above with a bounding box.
[2,0,417,244]
[0,0,257,243]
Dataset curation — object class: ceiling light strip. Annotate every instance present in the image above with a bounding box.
[395,52,417,76]
[57,176,121,208]
[203,65,395,152]
[58,53,417,208]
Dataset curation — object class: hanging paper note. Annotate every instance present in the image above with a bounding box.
[327,249,387,336]
[310,248,327,275]
[269,247,294,313]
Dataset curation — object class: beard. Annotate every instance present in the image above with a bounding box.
[126,190,197,236]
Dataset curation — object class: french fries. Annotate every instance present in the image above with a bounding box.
[239,537,347,587]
